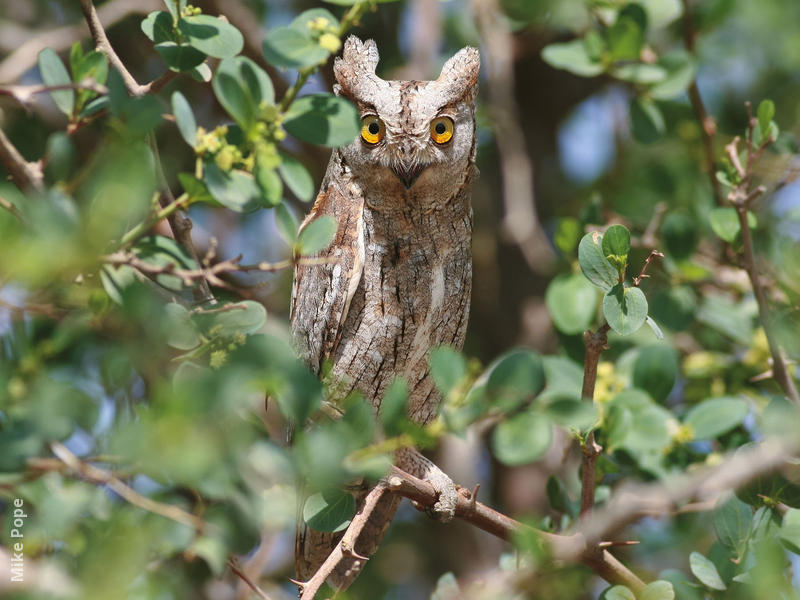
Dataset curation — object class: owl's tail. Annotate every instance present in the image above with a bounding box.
[294,485,402,590]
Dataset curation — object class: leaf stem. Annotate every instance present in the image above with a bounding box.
[119,193,191,247]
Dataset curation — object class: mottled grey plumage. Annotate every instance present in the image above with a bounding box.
[291,36,479,589]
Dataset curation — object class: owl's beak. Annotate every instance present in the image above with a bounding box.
[392,162,428,190]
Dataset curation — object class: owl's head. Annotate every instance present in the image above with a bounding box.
[333,37,479,203]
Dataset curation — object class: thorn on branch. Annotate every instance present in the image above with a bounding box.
[633,250,664,287]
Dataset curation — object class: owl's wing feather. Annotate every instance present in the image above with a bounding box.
[290,174,364,374]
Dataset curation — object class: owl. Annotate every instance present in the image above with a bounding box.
[290,36,479,588]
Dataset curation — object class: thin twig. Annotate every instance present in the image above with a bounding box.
[579,324,610,516]
[0,127,43,192]
[228,556,272,600]
[632,250,664,287]
[0,194,27,223]
[0,81,108,107]
[78,0,175,97]
[0,0,160,84]
[297,483,392,599]
[680,0,724,207]
[51,441,208,531]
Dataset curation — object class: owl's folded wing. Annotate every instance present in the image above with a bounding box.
[290,179,365,374]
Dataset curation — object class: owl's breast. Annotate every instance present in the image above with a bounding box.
[329,199,472,423]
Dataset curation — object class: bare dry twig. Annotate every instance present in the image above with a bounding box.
[78,0,176,97]
[51,441,208,531]
[228,556,272,600]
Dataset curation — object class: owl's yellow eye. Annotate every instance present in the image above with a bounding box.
[360,115,385,145]
[430,117,454,145]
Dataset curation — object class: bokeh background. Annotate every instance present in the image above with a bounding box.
[2,0,800,598]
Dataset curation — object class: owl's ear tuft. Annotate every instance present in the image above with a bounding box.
[334,36,382,102]
[436,47,480,104]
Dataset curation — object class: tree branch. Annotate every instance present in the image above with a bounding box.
[51,441,208,531]
[681,0,724,207]
[0,127,44,192]
[78,0,175,97]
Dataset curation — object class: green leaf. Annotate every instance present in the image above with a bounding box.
[162,0,187,19]
[658,569,704,600]
[601,585,635,600]
[713,495,752,552]
[179,14,244,59]
[380,378,409,438]
[38,48,74,116]
[607,5,646,61]
[612,63,667,84]
[779,508,800,555]
[284,94,360,147]
[696,293,753,345]
[630,97,665,144]
[278,152,315,202]
[275,203,298,247]
[545,272,598,335]
[651,51,696,100]
[661,211,697,260]
[72,49,109,86]
[429,346,467,398]
[303,490,355,533]
[603,284,648,336]
[640,580,675,600]
[757,99,775,134]
[254,165,283,208]
[196,301,267,337]
[554,217,582,256]
[684,396,748,440]
[650,285,696,331]
[492,411,552,466]
[171,91,197,146]
[204,162,262,213]
[578,231,619,292]
[44,132,76,183]
[141,11,175,43]
[602,224,631,273]
[486,349,545,412]
[632,344,678,403]
[542,394,598,431]
[262,27,329,69]
[164,302,201,350]
[689,551,727,590]
[297,215,337,255]
[212,57,275,130]
[708,207,756,243]
[178,172,214,204]
[155,41,207,71]
[541,40,604,77]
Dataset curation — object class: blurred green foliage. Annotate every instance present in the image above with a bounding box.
[0,0,800,598]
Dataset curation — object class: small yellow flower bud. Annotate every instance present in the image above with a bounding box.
[318,33,341,54]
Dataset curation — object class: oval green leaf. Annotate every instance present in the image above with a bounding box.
[632,344,678,403]
[578,231,619,292]
[684,396,748,440]
[689,551,726,590]
[640,580,675,600]
[204,162,262,213]
[171,91,197,146]
[284,93,360,147]
[541,40,604,77]
[486,349,545,412]
[708,207,756,243]
[297,215,337,255]
[179,14,244,59]
[303,489,355,533]
[38,48,74,116]
[278,152,315,202]
[602,224,631,272]
[492,411,552,466]
[262,27,329,69]
[601,585,635,600]
[155,41,207,72]
[630,97,665,144]
[603,284,648,336]
[212,57,275,130]
[545,272,598,335]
